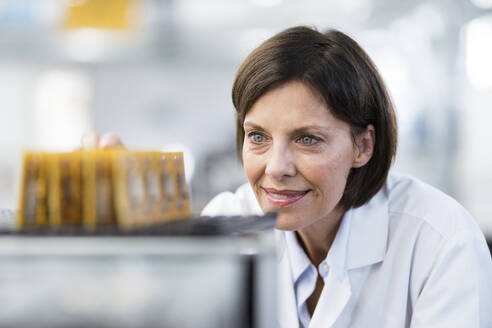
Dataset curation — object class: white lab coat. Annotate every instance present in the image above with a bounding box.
[202,173,492,327]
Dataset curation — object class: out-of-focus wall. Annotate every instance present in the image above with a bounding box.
[0,0,491,235]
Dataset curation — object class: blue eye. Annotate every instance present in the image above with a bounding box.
[300,136,316,145]
[249,133,264,143]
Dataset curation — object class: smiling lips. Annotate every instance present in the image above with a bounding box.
[262,187,310,207]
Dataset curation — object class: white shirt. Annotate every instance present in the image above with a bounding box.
[201,172,492,328]
[284,211,352,328]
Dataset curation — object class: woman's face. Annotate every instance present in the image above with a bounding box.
[242,81,372,230]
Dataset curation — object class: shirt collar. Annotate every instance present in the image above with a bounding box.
[282,210,353,284]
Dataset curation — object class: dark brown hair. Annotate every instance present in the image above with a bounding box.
[232,26,397,209]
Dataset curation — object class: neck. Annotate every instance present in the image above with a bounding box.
[295,206,345,267]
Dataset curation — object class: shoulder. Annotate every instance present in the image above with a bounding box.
[384,172,481,240]
[200,183,263,216]
[379,173,492,324]
[382,173,492,287]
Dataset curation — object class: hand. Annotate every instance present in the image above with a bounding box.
[80,132,124,150]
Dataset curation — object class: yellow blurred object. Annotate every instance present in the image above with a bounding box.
[81,150,117,230]
[17,150,191,231]
[112,151,191,230]
[64,0,134,30]
[17,153,49,228]
[49,152,83,227]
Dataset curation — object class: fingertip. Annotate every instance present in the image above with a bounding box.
[81,132,100,150]
[99,132,124,149]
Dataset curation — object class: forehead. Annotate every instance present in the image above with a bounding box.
[244,81,346,131]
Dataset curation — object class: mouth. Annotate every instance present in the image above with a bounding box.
[261,187,310,208]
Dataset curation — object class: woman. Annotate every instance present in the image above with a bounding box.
[84,26,491,327]
[200,26,492,327]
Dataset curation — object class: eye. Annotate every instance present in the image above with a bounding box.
[297,135,319,145]
[248,132,266,144]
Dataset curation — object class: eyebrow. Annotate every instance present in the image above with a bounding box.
[243,122,265,130]
[243,122,334,134]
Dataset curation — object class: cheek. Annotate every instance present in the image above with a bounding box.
[242,150,263,183]
[302,152,353,197]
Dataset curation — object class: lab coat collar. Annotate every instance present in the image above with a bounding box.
[345,187,389,270]
[325,208,352,282]
[309,189,389,328]
[279,215,353,328]
[284,231,312,282]
[275,186,390,328]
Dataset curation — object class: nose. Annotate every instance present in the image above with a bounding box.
[265,145,296,180]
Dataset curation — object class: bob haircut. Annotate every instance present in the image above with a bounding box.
[232,26,397,209]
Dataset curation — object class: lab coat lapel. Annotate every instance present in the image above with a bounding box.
[308,269,352,327]
[276,185,390,328]
[308,187,389,328]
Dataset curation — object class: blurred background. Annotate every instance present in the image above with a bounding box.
[0,0,491,236]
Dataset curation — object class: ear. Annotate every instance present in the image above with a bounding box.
[352,124,375,168]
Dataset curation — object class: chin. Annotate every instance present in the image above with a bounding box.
[273,212,305,231]
[259,202,308,231]
[275,222,296,231]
